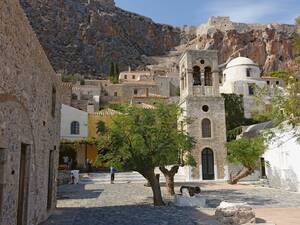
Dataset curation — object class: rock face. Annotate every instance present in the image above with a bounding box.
[215,202,256,225]
[195,27,297,73]
[21,1,299,75]
[20,0,182,75]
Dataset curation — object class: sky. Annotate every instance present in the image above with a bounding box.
[115,0,300,27]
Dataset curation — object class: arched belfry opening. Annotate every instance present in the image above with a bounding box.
[193,66,201,86]
[202,148,215,180]
[204,66,212,86]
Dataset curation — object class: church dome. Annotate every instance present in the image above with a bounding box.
[226,57,257,69]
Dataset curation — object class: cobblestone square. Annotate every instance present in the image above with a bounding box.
[40,176,300,225]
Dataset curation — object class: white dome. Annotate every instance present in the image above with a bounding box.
[226,57,257,69]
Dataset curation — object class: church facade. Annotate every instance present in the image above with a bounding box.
[179,50,227,181]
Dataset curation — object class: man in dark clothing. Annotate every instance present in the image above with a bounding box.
[110,166,116,184]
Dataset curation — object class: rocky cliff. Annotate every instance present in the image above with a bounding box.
[21,1,299,76]
[192,17,299,73]
[20,0,183,75]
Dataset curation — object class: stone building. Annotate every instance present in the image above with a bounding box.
[220,57,267,118]
[179,50,227,181]
[0,1,61,225]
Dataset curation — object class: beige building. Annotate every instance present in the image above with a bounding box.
[179,50,227,181]
[0,1,61,225]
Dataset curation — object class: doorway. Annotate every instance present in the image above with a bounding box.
[47,150,54,210]
[17,143,29,225]
[0,147,5,222]
[202,148,215,180]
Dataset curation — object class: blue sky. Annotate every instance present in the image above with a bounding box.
[115,0,300,26]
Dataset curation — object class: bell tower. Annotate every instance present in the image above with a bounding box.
[179,50,227,181]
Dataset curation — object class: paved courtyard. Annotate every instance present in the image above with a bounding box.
[41,175,300,225]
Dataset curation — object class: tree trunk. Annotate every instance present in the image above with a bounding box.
[159,165,179,196]
[141,169,165,206]
[229,167,255,184]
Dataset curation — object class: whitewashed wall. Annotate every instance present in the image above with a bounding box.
[264,125,300,192]
[60,104,88,140]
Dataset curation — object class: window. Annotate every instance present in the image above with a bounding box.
[132,75,136,79]
[114,92,118,97]
[134,89,138,95]
[193,66,201,86]
[202,105,209,112]
[267,81,270,85]
[202,118,211,138]
[51,86,56,117]
[246,68,251,77]
[124,75,127,79]
[248,84,254,96]
[70,121,80,135]
[276,81,280,85]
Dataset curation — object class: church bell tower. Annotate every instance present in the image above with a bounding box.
[179,50,227,181]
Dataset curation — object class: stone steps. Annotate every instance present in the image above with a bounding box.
[79,171,187,184]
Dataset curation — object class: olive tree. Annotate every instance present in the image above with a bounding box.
[95,102,195,205]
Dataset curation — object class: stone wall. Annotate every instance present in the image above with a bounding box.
[0,1,61,225]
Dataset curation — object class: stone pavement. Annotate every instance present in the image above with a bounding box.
[40,176,300,225]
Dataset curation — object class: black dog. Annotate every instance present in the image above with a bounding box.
[180,186,201,197]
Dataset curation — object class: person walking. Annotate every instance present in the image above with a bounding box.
[110,166,116,184]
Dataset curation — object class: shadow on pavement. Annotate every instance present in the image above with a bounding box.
[57,184,103,200]
[40,204,221,225]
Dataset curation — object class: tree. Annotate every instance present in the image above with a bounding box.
[95,102,195,205]
[296,16,300,25]
[108,62,120,84]
[226,137,265,184]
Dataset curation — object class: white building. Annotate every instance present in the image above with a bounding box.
[220,57,267,118]
[60,104,88,140]
[263,125,300,192]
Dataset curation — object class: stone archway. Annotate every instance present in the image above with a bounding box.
[204,67,212,86]
[193,66,201,85]
[202,148,215,180]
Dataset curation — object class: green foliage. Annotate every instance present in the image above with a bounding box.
[296,16,300,25]
[226,137,265,169]
[62,74,84,84]
[222,94,257,141]
[256,70,300,127]
[227,126,243,142]
[96,120,107,134]
[95,102,196,173]
[222,94,245,131]
[175,87,180,96]
[108,62,120,84]
[107,103,129,113]
[59,143,77,164]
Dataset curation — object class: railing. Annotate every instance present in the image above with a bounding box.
[192,86,216,96]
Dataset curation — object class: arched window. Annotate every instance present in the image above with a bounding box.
[70,121,80,135]
[193,66,201,86]
[202,118,211,138]
[204,67,212,86]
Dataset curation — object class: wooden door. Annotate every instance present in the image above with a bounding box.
[202,148,215,180]
[17,144,28,225]
[47,150,54,210]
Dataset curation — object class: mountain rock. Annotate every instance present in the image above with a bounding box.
[21,2,299,76]
[20,0,182,75]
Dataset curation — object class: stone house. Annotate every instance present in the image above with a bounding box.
[0,1,61,225]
